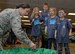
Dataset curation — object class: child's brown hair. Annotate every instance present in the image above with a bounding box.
[59,8,68,14]
[43,3,48,6]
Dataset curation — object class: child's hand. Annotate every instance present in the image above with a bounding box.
[40,22,43,24]
[69,29,72,36]
[45,26,47,35]
[69,32,72,36]
[54,30,57,39]
[45,31,47,35]
[54,34,56,39]
[32,19,34,22]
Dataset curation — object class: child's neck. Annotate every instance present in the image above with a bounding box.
[51,15,56,18]
[35,15,39,18]
[60,17,65,20]
[44,10,47,12]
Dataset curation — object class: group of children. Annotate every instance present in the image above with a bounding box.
[30,3,72,54]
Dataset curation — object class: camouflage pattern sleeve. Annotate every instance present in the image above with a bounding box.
[10,12,32,46]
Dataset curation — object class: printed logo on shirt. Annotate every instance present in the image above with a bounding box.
[50,19,56,25]
[45,17,48,21]
[63,25,65,29]
[34,19,40,25]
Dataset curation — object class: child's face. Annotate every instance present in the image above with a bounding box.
[58,10,66,18]
[33,8,39,15]
[49,8,56,16]
[43,5,48,11]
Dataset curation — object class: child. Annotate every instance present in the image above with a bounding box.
[31,7,41,48]
[40,3,49,48]
[45,7,59,50]
[56,9,72,54]
[41,3,49,22]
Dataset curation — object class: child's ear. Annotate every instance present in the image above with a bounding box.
[64,13,66,16]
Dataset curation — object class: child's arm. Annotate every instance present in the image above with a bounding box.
[45,26,47,34]
[45,18,48,34]
[40,22,43,24]
[55,30,57,39]
[30,19,34,25]
[32,19,34,22]
[67,19,72,36]
[30,14,34,24]
[69,29,72,36]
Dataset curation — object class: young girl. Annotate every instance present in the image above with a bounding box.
[31,7,41,48]
[56,9,72,54]
[45,7,59,50]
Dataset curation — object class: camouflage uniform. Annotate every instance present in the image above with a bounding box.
[0,9,32,50]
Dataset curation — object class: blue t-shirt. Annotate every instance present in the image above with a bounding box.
[34,19,40,25]
[50,19,56,25]
[56,18,72,43]
[56,18,72,37]
[31,17,41,36]
[46,16,59,38]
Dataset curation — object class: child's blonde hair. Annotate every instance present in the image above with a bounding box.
[49,7,57,15]
[31,7,39,18]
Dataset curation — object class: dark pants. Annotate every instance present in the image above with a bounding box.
[41,35,48,48]
[48,38,57,50]
[41,27,48,48]
[58,43,70,54]
[7,30,16,45]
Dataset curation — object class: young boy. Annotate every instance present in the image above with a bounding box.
[45,7,59,50]
[41,3,49,22]
[40,3,49,48]
[56,9,72,54]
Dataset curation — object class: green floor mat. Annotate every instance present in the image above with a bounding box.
[69,36,75,40]
[0,48,56,54]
